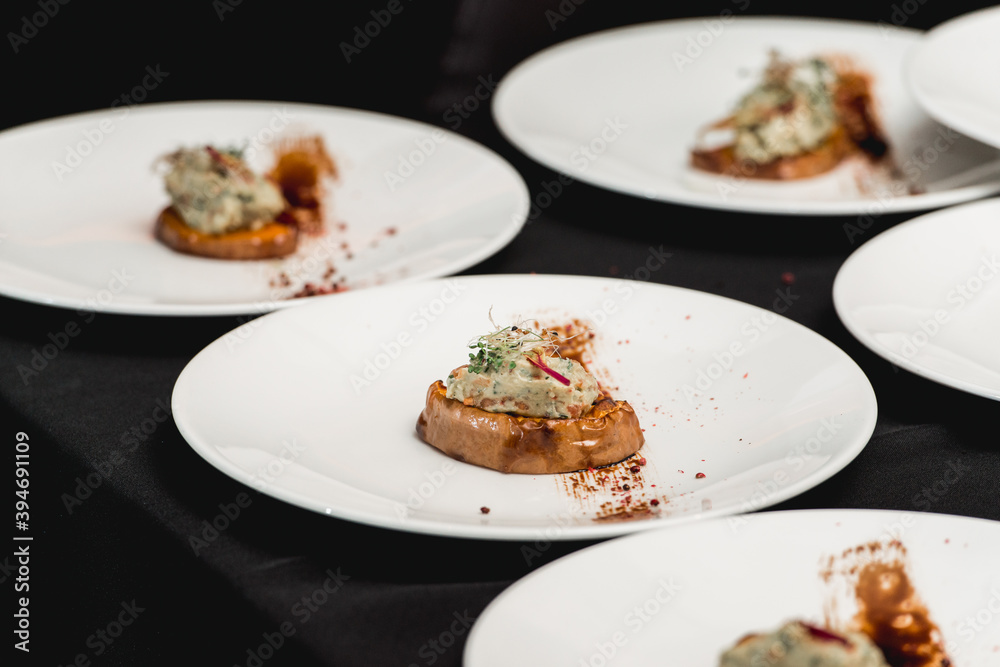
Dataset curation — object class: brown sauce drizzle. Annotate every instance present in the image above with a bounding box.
[545,319,594,366]
[821,540,951,667]
[854,561,950,667]
[269,135,337,235]
[539,319,663,521]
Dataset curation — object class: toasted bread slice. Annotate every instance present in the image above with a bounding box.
[691,125,854,180]
[155,206,298,260]
[416,380,645,474]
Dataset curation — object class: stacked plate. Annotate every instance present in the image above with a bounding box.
[835,6,1000,401]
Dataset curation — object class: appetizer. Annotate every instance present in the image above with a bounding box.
[415,320,644,474]
[720,620,890,667]
[155,137,335,260]
[721,540,953,667]
[691,51,890,180]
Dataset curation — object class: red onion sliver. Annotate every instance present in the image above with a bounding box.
[526,354,571,385]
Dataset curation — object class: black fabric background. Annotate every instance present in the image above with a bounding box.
[2,1,999,665]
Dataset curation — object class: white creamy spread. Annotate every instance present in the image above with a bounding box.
[719,621,889,667]
[162,147,286,235]
[732,55,839,163]
[446,354,600,419]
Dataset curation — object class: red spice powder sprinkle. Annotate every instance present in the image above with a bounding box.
[695,472,706,479]
[650,499,660,506]
[743,372,748,378]
[291,282,350,299]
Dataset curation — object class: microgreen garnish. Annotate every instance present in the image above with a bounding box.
[466,312,561,375]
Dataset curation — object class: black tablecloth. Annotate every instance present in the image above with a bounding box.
[4,2,999,665]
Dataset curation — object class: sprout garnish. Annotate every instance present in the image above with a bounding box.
[466,311,578,382]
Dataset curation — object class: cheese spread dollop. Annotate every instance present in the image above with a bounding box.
[732,54,839,164]
[719,621,889,667]
[446,354,600,419]
[162,146,286,235]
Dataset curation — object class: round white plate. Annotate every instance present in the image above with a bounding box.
[907,6,1000,150]
[172,274,877,541]
[0,101,528,316]
[834,197,1000,401]
[492,17,1000,215]
[465,509,1000,666]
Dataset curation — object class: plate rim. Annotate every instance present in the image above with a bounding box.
[905,5,1000,151]
[172,273,879,541]
[833,196,1000,401]
[0,99,530,317]
[463,507,1000,665]
[491,15,1000,216]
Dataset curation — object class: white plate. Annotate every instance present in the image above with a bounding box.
[465,509,1000,666]
[834,197,1000,401]
[0,101,528,316]
[492,17,1000,215]
[172,274,877,541]
[907,6,1000,150]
